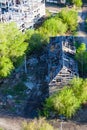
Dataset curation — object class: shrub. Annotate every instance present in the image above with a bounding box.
[67,0,82,7]
[40,18,68,36]
[75,43,87,77]
[44,77,87,118]
[81,79,87,103]
[44,87,81,118]
[70,77,87,103]
[22,118,54,130]
[70,77,83,99]
[25,30,48,53]
[0,22,28,78]
[73,0,82,7]
[59,9,78,32]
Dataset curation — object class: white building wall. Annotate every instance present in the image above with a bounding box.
[0,0,45,31]
[39,3,45,17]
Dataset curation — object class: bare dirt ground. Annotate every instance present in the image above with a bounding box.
[0,117,23,130]
[0,116,87,130]
[50,119,87,130]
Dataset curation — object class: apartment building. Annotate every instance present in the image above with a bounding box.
[0,0,45,31]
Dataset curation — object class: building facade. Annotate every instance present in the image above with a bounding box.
[0,0,45,31]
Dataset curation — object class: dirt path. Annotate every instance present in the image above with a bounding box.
[51,120,87,130]
[0,117,87,130]
[0,117,23,130]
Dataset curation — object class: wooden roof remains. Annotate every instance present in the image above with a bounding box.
[48,36,78,94]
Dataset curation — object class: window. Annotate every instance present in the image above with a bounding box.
[56,79,61,82]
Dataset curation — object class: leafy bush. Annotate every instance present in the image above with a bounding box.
[0,22,28,77]
[22,118,54,130]
[39,17,68,36]
[70,77,83,99]
[25,30,48,53]
[69,77,87,103]
[58,9,78,32]
[44,77,87,118]
[75,43,87,77]
[44,87,80,118]
[72,0,82,7]
[80,79,87,103]
[67,0,82,7]
[38,9,78,37]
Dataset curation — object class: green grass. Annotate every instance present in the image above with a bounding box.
[0,128,4,130]
[22,118,55,130]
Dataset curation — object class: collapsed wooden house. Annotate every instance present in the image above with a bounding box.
[48,36,78,94]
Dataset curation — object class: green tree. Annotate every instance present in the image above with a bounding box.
[70,77,83,99]
[0,22,28,77]
[44,77,87,118]
[67,0,82,7]
[44,87,80,118]
[72,0,82,7]
[39,17,68,36]
[81,79,87,103]
[59,9,78,32]
[25,30,48,53]
[75,43,87,77]
[70,78,87,104]
[0,57,14,77]
[39,9,78,35]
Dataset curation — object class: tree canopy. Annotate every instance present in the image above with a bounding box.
[58,9,78,32]
[67,0,82,7]
[0,22,28,77]
[73,0,82,7]
[44,77,87,118]
[39,17,68,36]
[39,9,78,36]
[75,43,87,77]
[25,30,48,53]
